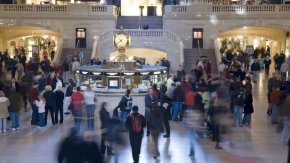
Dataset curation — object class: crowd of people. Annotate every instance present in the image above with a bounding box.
[1,46,290,163]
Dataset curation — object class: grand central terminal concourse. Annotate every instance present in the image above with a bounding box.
[0,0,290,162]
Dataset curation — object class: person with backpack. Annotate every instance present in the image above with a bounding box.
[115,89,133,131]
[125,106,146,163]
[232,88,245,127]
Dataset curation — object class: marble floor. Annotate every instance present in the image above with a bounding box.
[0,71,288,163]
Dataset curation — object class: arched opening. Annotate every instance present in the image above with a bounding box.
[0,26,61,62]
[215,26,290,61]
[110,48,167,65]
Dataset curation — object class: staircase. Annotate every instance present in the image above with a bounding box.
[183,48,218,74]
[116,16,163,29]
[61,48,92,64]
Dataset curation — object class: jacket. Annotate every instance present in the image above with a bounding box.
[0,97,10,118]
[244,93,254,114]
[54,90,65,106]
[99,108,111,129]
[172,86,185,102]
[8,91,21,113]
[251,62,260,71]
[116,95,132,112]
[43,90,55,107]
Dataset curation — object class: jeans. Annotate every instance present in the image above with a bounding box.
[281,120,290,143]
[31,103,39,125]
[39,113,45,127]
[18,69,22,80]
[172,102,183,120]
[63,71,69,83]
[233,106,243,126]
[74,109,82,130]
[271,104,279,123]
[86,104,95,130]
[243,114,251,125]
[63,97,71,113]
[45,105,55,125]
[252,71,259,82]
[189,129,197,155]
[9,112,20,129]
[0,118,6,131]
[120,111,130,129]
[55,104,63,123]
[151,129,160,156]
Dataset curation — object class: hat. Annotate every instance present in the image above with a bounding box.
[132,106,138,113]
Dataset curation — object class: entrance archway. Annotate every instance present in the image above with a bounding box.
[0,26,61,62]
[110,48,167,65]
[215,26,289,61]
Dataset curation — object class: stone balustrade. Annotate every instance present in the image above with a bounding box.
[166,4,290,15]
[0,4,117,17]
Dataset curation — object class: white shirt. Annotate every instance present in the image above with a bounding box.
[218,63,225,72]
[35,100,45,113]
[197,60,204,68]
[83,91,96,105]
[54,80,63,92]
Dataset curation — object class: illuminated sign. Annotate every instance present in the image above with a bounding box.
[154,71,161,75]
[81,71,88,74]
[123,72,135,76]
[76,70,80,74]
[106,72,119,76]
[140,72,150,75]
[93,72,102,75]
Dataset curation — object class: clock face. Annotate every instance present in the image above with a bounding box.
[114,34,129,49]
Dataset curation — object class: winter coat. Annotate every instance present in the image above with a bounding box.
[43,90,55,107]
[244,93,254,114]
[8,91,21,113]
[172,86,185,102]
[0,97,10,118]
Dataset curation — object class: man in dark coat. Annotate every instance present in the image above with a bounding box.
[144,88,158,136]
[125,106,146,163]
[172,82,185,121]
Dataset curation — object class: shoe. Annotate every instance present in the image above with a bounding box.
[64,112,71,115]
[163,134,170,138]
[12,128,16,131]
[16,127,20,130]
[3,130,6,133]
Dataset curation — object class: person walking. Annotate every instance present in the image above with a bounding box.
[264,56,271,76]
[8,88,21,130]
[63,79,74,114]
[280,62,289,82]
[62,59,70,84]
[270,86,282,124]
[243,91,254,126]
[0,93,10,133]
[172,82,185,121]
[232,88,245,127]
[72,58,80,82]
[99,102,115,156]
[145,88,158,136]
[251,59,260,83]
[17,62,24,81]
[71,86,84,130]
[54,87,64,124]
[150,108,164,159]
[125,105,146,163]
[115,89,132,131]
[83,85,97,130]
[43,85,56,125]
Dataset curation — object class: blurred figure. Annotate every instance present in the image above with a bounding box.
[183,104,203,157]
[126,106,146,163]
[62,59,70,84]
[145,88,158,136]
[280,96,290,144]
[150,108,164,159]
[280,61,289,82]
[82,132,103,163]
[29,81,40,126]
[232,88,245,127]
[83,85,96,130]
[264,56,271,75]
[71,86,84,130]
[270,86,281,124]
[64,79,74,114]
[0,93,10,133]
[99,102,115,156]
[172,82,184,121]
[58,128,85,163]
[8,87,21,130]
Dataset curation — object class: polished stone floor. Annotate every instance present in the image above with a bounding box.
[0,71,288,163]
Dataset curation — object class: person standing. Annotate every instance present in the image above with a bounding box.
[63,79,74,115]
[264,56,271,76]
[270,86,281,124]
[251,59,260,83]
[54,87,64,124]
[62,59,70,84]
[8,88,21,130]
[176,65,186,81]
[125,106,146,163]
[71,86,84,130]
[172,82,185,121]
[232,88,245,127]
[243,91,254,126]
[17,62,24,81]
[43,85,55,125]
[83,85,97,130]
[0,93,10,133]
[50,49,55,61]
[145,88,158,136]
[35,96,46,128]
[29,81,40,125]
[99,102,115,156]
[72,58,80,82]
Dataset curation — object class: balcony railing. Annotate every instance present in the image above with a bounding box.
[166,4,290,15]
[0,4,118,17]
